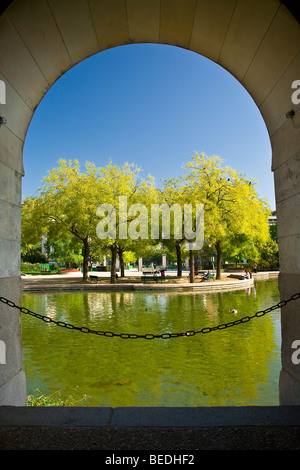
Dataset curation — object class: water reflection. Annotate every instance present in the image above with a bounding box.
[22,279,280,407]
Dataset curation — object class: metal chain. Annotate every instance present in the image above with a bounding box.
[0,292,299,340]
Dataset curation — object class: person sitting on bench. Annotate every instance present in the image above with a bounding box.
[201,271,214,281]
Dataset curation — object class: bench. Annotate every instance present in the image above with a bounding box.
[142,276,166,284]
[89,275,101,283]
[201,273,215,282]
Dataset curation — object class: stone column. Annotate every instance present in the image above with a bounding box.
[259,24,300,404]
[0,124,26,405]
[274,152,300,405]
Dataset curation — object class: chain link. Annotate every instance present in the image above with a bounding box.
[0,292,299,340]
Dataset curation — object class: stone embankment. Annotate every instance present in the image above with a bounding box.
[21,271,278,293]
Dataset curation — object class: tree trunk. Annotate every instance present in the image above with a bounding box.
[176,242,182,277]
[189,249,195,283]
[82,239,90,282]
[215,240,222,280]
[118,248,125,277]
[110,244,118,284]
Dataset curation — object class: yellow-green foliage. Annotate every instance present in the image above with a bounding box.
[183,153,271,277]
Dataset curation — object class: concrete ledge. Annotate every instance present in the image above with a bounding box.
[0,406,299,450]
[1,405,299,428]
[110,406,300,427]
[22,278,254,292]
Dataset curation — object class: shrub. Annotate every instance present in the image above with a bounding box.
[26,388,91,406]
[21,262,41,272]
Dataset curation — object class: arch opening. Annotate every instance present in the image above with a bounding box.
[20,43,278,408]
[0,0,299,410]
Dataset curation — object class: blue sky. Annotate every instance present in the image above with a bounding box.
[23,43,275,209]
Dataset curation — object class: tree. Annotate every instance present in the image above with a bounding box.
[21,245,48,264]
[183,153,271,279]
[257,239,279,269]
[255,214,279,270]
[47,238,83,267]
[22,159,157,283]
[22,160,105,281]
[158,177,198,278]
[95,161,156,283]
[21,197,47,257]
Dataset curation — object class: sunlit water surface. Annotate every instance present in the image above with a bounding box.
[22,278,281,406]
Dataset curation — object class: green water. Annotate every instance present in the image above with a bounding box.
[21,278,281,407]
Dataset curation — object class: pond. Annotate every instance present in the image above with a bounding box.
[21,278,281,407]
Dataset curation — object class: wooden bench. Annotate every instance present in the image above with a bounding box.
[89,275,101,283]
[142,276,166,284]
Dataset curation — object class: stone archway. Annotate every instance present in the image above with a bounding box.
[0,0,299,407]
